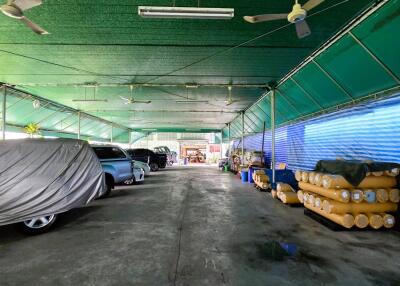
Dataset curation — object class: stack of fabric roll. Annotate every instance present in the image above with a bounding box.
[253,170,270,190]
[295,169,399,229]
[274,183,301,205]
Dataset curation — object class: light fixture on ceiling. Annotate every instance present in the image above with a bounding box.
[185,83,199,89]
[175,100,209,103]
[138,6,234,20]
[32,99,40,109]
[141,128,157,131]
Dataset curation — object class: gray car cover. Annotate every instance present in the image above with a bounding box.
[0,138,106,226]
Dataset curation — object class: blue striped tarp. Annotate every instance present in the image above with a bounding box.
[233,94,400,171]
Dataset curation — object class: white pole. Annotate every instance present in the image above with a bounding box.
[220,130,223,159]
[241,111,244,165]
[1,86,6,140]
[271,89,276,185]
[110,126,113,143]
[77,111,81,139]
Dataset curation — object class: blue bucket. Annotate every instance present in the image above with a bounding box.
[248,167,254,183]
[241,170,248,182]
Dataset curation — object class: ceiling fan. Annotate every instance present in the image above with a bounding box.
[120,85,151,105]
[243,0,325,39]
[0,0,49,35]
[225,86,240,106]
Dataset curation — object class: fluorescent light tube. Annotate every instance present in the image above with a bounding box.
[175,100,209,103]
[138,6,234,20]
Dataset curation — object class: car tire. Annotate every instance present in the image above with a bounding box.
[99,175,113,198]
[150,162,159,172]
[124,178,135,185]
[19,214,58,235]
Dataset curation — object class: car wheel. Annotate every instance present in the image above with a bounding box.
[99,176,113,198]
[20,214,58,235]
[150,162,159,172]
[124,178,135,185]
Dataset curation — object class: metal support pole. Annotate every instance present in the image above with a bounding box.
[77,111,81,139]
[241,111,244,165]
[271,89,276,185]
[110,126,113,143]
[128,131,132,148]
[348,31,400,84]
[228,123,231,145]
[220,131,223,159]
[1,86,6,140]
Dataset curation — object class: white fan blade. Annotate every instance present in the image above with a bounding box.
[20,16,49,34]
[295,20,311,39]
[244,13,287,23]
[302,0,325,11]
[12,0,42,11]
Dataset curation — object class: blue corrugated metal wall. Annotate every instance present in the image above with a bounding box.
[233,94,400,171]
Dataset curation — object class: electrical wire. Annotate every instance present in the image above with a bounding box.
[0,0,353,86]
[142,0,352,85]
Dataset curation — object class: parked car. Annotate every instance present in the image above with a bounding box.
[134,160,151,176]
[0,139,106,234]
[91,145,134,197]
[126,148,167,172]
[154,146,177,166]
[123,167,145,185]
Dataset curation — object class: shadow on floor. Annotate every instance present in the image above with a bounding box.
[0,205,103,243]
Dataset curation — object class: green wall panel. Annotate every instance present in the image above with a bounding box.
[353,0,400,78]
[316,35,397,97]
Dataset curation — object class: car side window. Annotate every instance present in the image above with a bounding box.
[112,147,127,159]
[93,147,126,159]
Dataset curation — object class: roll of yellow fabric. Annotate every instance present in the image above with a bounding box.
[376,189,389,203]
[388,189,399,203]
[354,214,369,228]
[258,174,270,183]
[385,168,399,177]
[277,183,292,192]
[301,171,309,183]
[323,174,397,189]
[304,202,354,229]
[314,173,324,187]
[314,197,323,210]
[367,213,383,229]
[308,194,316,207]
[308,172,316,185]
[322,199,398,214]
[351,189,364,203]
[297,190,304,203]
[295,170,302,182]
[381,213,395,228]
[280,191,300,204]
[298,182,350,203]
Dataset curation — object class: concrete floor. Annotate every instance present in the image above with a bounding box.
[1,166,400,286]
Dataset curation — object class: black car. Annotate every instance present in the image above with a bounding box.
[126,148,167,172]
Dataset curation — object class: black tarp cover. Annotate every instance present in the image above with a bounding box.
[315,160,400,186]
[0,138,106,225]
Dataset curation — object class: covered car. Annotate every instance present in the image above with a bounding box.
[0,138,106,233]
